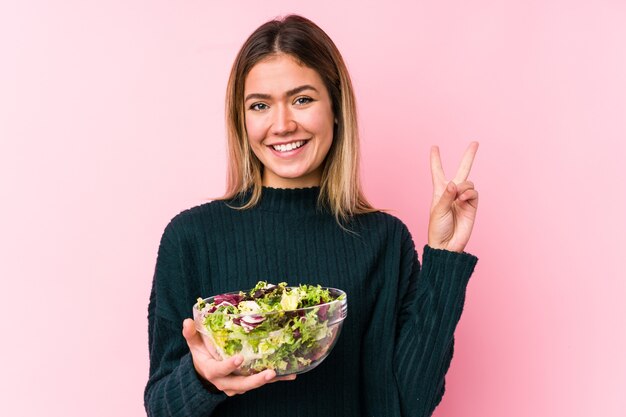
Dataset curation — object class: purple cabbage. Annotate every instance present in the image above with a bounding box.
[214,293,243,305]
[317,304,330,321]
[239,314,265,332]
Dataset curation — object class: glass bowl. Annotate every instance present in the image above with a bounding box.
[193,287,347,376]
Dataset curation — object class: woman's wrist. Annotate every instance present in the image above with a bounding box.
[194,368,222,393]
[426,242,465,253]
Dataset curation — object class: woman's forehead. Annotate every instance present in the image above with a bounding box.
[244,54,324,94]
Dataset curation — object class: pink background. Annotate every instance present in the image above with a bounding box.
[1,1,625,416]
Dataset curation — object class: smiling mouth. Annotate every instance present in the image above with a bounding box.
[270,140,308,153]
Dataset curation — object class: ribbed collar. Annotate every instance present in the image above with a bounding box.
[231,186,324,214]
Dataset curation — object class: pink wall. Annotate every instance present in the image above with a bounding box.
[1,1,625,416]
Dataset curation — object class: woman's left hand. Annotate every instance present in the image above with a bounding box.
[428,142,479,253]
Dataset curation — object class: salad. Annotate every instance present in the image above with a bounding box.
[194,281,347,376]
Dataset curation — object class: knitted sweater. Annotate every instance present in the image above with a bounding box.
[144,186,478,417]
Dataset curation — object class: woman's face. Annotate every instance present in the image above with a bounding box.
[244,53,335,188]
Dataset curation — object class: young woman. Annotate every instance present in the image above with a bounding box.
[145,14,479,417]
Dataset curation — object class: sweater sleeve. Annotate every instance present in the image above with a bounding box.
[144,218,227,416]
[393,230,478,417]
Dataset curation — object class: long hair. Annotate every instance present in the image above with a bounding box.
[222,14,376,222]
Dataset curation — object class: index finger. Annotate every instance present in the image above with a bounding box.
[205,354,246,380]
[221,369,278,393]
[453,141,479,183]
[430,145,446,185]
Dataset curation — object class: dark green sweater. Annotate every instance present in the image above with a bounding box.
[145,186,477,417]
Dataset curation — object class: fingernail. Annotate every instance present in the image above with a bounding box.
[265,371,275,381]
[233,356,243,366]
[447,182,455,192]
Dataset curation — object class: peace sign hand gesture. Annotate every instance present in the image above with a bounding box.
[428,142,479,253]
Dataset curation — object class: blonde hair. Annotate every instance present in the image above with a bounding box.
[222,15,376,223]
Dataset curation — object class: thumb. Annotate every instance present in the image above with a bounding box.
[182,318,204,351]
[435,181,457,212]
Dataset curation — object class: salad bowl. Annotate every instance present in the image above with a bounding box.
[193,281,347,376]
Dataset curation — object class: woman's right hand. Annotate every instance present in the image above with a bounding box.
[182,319,296,396]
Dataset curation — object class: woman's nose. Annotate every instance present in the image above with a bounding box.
[271,105,297,135]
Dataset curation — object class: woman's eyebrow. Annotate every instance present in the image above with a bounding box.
[286,84,318,97]
[244,92,271,102]
[244,85,319,102]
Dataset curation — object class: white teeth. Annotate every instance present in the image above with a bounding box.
[272,140,305,152]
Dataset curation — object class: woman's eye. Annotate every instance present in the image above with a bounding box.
[249,103,268,111]
[294,97,313,105]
